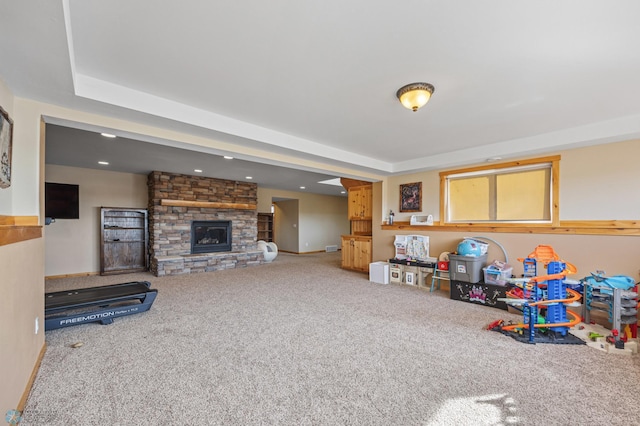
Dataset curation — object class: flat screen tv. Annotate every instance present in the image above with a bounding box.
[45,182,79,219]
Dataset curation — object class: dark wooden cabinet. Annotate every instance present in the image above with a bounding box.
[257,213,273,242]
[100,207,148,275]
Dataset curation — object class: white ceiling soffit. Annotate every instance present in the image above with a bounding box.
[61,1,640,175]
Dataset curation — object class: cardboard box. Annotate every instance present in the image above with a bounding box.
[369,261,390,284]
[450,280,509,310]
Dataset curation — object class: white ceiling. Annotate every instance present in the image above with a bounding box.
[2,1,640,195]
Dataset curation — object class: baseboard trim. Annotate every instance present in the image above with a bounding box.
[279,250,332,255]
[46,271,99,280]
[17,342,47,412]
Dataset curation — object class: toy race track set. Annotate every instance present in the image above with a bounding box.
[486,245,638,353]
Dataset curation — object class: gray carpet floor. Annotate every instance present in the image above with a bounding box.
[24,252,640,425]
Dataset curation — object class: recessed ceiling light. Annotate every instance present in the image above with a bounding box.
[300,186,306,189]
[101,133,116,138]
[98,161,109,165]
[223,156,234,160]
[194,169,203,173]
[246,176,253,180]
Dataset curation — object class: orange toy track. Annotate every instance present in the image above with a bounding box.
[517,244,578,275]
[501,288,582,331]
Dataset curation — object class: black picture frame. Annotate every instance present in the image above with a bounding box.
[400,182,422,212]
[0,105,13,189]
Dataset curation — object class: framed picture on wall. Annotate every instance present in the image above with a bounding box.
[0,106,13,189]
[400,182,421,212]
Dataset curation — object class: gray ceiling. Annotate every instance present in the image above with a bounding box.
[3,1,640,193]
[44,124,348,196]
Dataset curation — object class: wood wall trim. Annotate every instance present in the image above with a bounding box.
[160,199,257,210]
[381,220,640,236]
[339,178,372,190]
[46,271,100,280]
[17,343,47,411]
[438,155,561,177]
[0,215,39,226]
[0,216,42,246]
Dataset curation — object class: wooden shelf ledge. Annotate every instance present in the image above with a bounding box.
[0,215,42,246]
[381,220,640,236]
[160,199,257,210]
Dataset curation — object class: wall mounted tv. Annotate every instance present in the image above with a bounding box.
[45,182,79,219]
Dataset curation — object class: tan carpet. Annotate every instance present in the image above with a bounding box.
[23,252,640,425]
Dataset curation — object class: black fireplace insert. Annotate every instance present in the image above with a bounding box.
[191,220,232,254]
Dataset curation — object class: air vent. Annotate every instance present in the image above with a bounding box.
[325,245,338,252]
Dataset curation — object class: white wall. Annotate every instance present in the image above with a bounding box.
[44,165,148,277]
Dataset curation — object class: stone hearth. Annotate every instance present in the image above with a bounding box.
[147,171,266,276]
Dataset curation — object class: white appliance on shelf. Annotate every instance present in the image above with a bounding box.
[410,214,433,225]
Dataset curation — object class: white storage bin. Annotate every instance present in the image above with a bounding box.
[369,262,390,284]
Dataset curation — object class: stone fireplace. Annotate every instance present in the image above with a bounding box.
[147,171,265,276]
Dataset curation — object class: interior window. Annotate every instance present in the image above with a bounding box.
[441,156,559,224]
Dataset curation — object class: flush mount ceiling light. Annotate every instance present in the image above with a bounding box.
[396,82,435,112]
[100,132,116,138]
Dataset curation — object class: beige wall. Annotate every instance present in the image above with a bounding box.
[258,187,349,253]
[41,175,348,276]
[560,141,640,219]
[382,139,640,223]
[44,165,148,277]
[274,199,299,252]
[374,140,640,279]
[0,85,45,415]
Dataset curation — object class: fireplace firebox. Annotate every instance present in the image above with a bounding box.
[191,220,232,254]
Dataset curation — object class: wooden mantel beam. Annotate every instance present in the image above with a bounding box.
[160,199,257,210]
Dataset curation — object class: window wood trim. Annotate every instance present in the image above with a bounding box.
[439,155,560,225]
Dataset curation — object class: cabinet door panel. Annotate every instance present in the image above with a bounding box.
[361,186,372,219]
[353,239,372,271]
[341,237,354,269]
[102,242,146,271]
[347,188,361,219]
